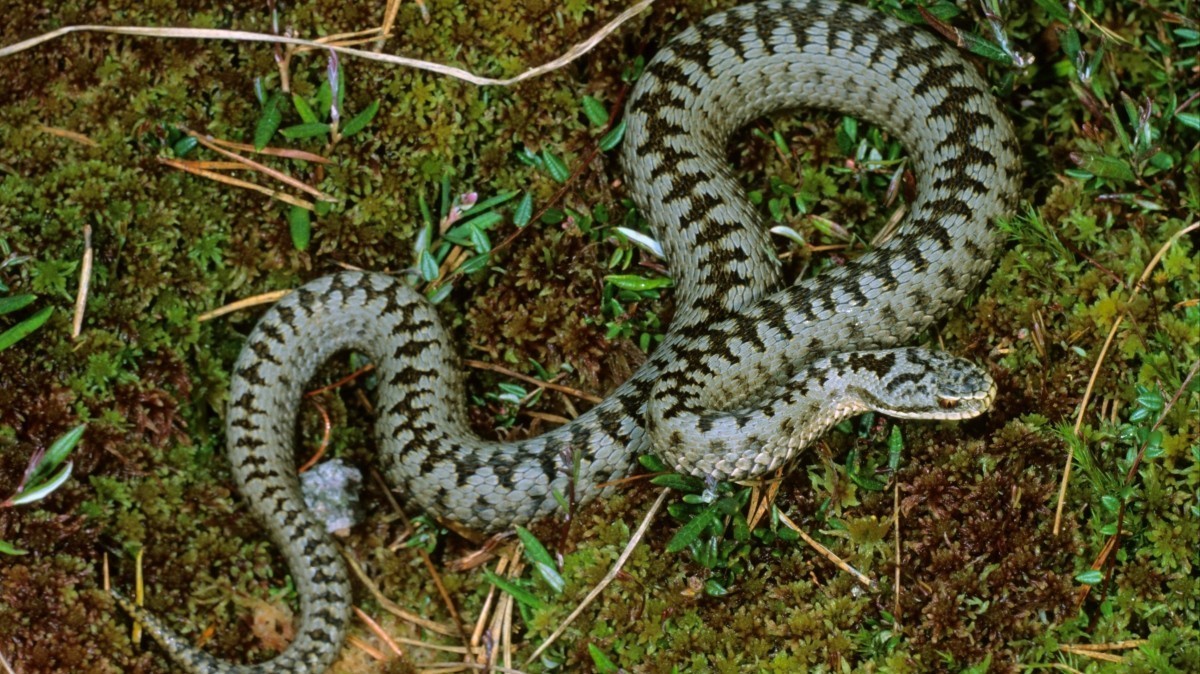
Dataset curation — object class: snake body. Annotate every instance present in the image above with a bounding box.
[114,1,1020,671]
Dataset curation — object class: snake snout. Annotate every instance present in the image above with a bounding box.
[869,350,996,420]
[928,356,997,419]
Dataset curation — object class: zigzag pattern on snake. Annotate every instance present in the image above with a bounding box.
[113,1,1022,672]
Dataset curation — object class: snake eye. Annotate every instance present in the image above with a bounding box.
[937,397,959,409]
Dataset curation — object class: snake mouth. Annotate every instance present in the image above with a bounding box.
[934,381,998,419]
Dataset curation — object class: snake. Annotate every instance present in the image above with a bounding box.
[112,1,1021,671]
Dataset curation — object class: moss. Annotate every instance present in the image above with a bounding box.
[2,0,1197,672]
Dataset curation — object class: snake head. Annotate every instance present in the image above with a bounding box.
[865,348,997,421]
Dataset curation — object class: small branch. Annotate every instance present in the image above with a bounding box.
[525,488,668,665]
[196,290,290,322]
[0,1,656,87]
[72,224,92,339]
[464,359,602,404]
[1054,221,1199,534]
[777,509,875,589]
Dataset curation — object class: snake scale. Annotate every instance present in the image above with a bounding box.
[113,1,1021,671]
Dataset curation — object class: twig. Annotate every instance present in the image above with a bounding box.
[524,487,669,665]
[198,134,330,163]
[72,223,92,339]
[36,124,97,147]
[296,397,333,473]
[0,0,656,87]
[776,509,875,589]
[187,131,336,201]
[893,482,901,624]
[1053,221,1199,534]
[347,634,387,661]
[1061,639,1148,652]
[196,290,290,321]
[353,606,405,659]
[157,157,316,210]
[1076,358,1200,610]
[342,551,458,637]
[0,646,14,674]
[464,359,602,404]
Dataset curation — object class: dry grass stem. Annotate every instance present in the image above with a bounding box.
[196,290,291,322]
[1058,645,1126,663]
[0,0,655,87]
[893,482,902,623]
[464,359,603,404]
[133,546,145,644]
[198,134,330,163]
[342,551,458,637]
[347,634,387,661]
[1054,220,1200,534]
[157,157,316,210]
[777,509,875,589]
[36,124,97,146]
[72,223,92,339]
[353,606,405,658]
[1062,639,1148,651]
[415,662,528,674]
[525,487,669,665]
[521,410,572,425]
[188,132,336,201]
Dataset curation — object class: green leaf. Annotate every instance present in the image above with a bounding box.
[1032,0,1071,23]
[958,31,1013,64]
[704,578,729,596]
[468,224,491,253]
[418,250,439,282]
[0,306,52,351]
[341,99,380,137]
[666,508,718,553]
[605,274,674,291]
[317,80,333,120]
[254,91,284,150]
[458,253,490,276]
[650,473,705,493]
[30,424,85,487]
[172,135,198,158]
[887,425,904,472]
[0,293,35,316]
[542,150,570,183]
[468,190,520,215]
[288,206,312,251]
[513,192,533,227]
[280,122,332,140]
[515,526,554,568]
[1075,570,1104,585]
[598,119,626,152]
[638,453,667,472]
[0,539,27,556]
[10,462,72,506]
[460,211,505,232]
[588,643,619,673]
[426,283,453,305]
[581,95,609,127]
[483,570,545,608]
[293,94,319,124]
[1061,27,1081,62]
[1079,154,1136,182]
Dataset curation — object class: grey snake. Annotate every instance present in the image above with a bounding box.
[113,1,1022,671]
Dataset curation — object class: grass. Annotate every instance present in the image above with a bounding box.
[0,0,1197,672]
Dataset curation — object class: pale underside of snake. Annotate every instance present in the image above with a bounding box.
[113,1,1022,671]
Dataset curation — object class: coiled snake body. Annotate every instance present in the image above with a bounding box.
[115,1,1021,671]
